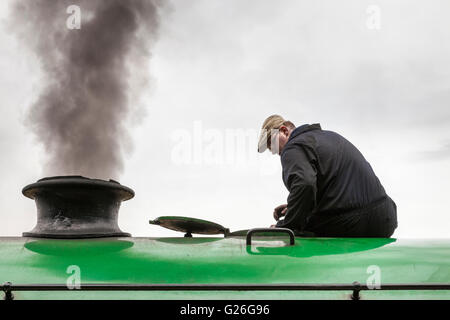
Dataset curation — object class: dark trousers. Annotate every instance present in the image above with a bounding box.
[306,196,398,238]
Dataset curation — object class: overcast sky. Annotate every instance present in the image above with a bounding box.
[0,0,449,238]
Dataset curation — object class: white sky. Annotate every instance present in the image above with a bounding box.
[0,0,449,238]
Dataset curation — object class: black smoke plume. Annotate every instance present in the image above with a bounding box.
[11,0,164,179]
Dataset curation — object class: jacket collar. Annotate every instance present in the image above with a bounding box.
[288,123,321,141]
[280,124,321,157]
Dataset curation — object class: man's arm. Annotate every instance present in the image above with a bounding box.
[275,145,317,232]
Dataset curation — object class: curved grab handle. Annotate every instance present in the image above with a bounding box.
[246,228,295,246]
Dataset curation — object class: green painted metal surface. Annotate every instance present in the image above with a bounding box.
[0,236,449,299]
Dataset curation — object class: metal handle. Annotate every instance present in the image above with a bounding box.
[246,228,295,246]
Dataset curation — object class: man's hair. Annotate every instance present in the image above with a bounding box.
[257,115,295,153]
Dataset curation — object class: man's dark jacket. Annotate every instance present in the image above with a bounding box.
[275,124,397,237]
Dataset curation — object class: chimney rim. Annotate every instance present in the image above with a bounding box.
[22,175,134,201]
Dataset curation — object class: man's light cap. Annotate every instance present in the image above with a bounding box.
[257,115,286,153]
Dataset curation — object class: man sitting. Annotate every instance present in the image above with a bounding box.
[258,115,397,237]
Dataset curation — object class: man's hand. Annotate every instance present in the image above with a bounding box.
[273,204,288,221]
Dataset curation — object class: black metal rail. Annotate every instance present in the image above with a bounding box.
[2,281,450,300]
[246,228,295,246]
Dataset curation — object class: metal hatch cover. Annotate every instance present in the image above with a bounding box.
[149,216,230,236]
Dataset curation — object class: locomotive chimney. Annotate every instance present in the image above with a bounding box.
[22,176,134,238]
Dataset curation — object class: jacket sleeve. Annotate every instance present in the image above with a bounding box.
[276,145,317,232]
